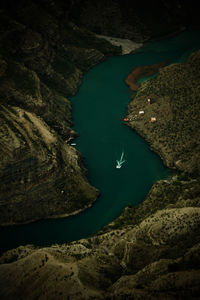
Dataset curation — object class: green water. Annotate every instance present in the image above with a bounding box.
[1,30,200,254]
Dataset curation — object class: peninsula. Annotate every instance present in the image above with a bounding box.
[1,46,200,300]
[0,1,200,299]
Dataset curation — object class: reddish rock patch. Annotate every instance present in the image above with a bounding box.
[125,61,167,91]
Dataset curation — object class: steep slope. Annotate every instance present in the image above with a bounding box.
[69,0,200,41]
[0,48,200,299]
[0,1,120,225]
[0,193,200,299]
[126,51,200,175]
[0,1,200,298]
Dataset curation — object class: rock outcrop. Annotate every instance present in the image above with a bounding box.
[1,49,200,298]
[0,184,200,299]
[69,0,200,42]
[0,1,120,225]
[126,51,200,175]
[0,1,200,299]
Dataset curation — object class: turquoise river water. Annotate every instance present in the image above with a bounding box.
[1,30,200,254]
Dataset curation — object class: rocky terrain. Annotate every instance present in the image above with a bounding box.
[1,44,200,300]
[0,1,120,225]
[0,0,199,225]
[0,0,200,299]
[95,34,143,55]
[70,0,200,42]
[0,175,199,299]
[125,61,167,91]
[126,51,200,175]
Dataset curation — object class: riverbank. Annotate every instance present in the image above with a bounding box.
[125,50,200,175]
[95,34,143,54]
[1,31,200,299]
[0,4,120,225]
[1,176,200,300]
[0,196,98,227]
[125,61,167,90]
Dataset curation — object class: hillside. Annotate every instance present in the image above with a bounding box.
[0,1,200,299]
[69,0,200,41]
[0,1,120,225]
[0,180,200,299]
[1,46,200,300]
[126,51,200,176]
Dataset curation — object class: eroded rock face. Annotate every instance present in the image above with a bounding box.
[0,1,200,299]
[0,104,99,225]
[1,203,200,299]
[0,1,120,225]
[1,176,200,298]
[69,0,200,42]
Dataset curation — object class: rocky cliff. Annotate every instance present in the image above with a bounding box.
[0,176,200,299]
[0,1,200,299]
[1,44,200,300]
[69,0,200,42]
[0,1,120,225]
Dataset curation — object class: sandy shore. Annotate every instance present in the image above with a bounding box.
[96,34,143,55]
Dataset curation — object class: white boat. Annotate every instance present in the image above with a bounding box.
[70,143,76,146]
[116,151,125,169]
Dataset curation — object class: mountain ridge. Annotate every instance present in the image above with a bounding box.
[0,1,200,298]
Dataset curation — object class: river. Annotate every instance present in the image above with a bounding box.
[1,30,200,254]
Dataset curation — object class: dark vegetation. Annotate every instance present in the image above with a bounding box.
[127,51,200,176]
[0,0,121,225]
[0,1,200,299]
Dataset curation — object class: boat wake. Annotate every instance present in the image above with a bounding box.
[116,151,125,169]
